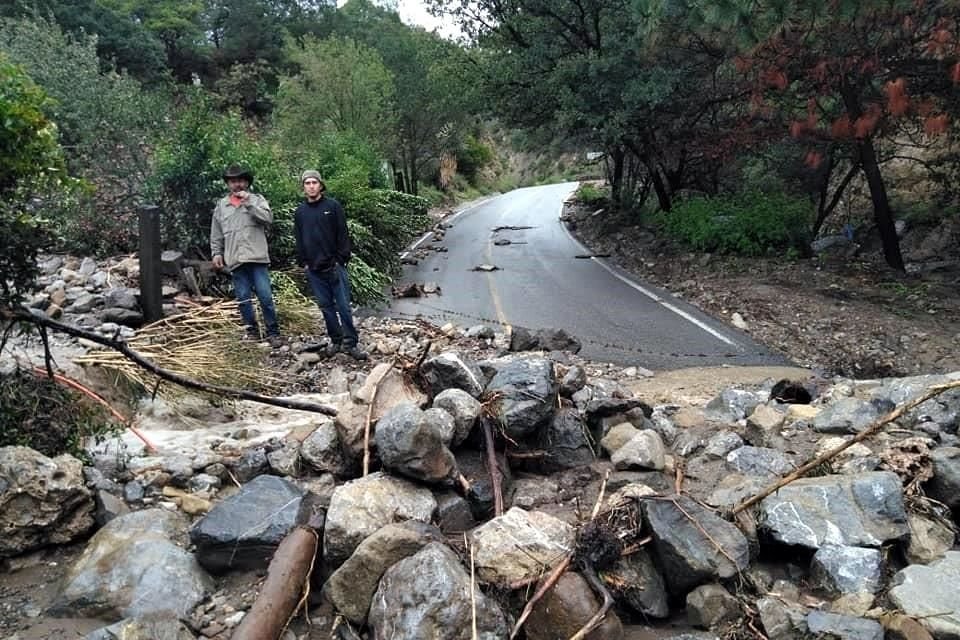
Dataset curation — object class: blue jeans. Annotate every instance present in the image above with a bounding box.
[231,263,279,337]
[306,264,357,347]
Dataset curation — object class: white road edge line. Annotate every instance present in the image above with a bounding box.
[400,196,496,259]
[557,188,740,348]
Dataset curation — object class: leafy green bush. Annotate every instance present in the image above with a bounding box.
[0,54,68,309]
[0,16,168,256]
[657,191,813,256]
[457,134,495,183]
[577,183,608,207]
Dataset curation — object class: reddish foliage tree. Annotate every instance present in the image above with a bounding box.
[731,0,960,270]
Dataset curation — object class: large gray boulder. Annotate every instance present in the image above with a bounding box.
[374,403,458,484]
[368,542,509,640]
[300,419,351,477]
[611,430,666,471]
[485,356,558,440]
[0,446,94,558]
[889,551,960,640]
[432,388,482,447]
[324,472,436,567]
[355,362,428,424]
[323,521,444,625]
[813,398,891,434]
[420,351,486,397]
[52,509,212,621]
[605,550,669,618]
[870,374,960,430]
[704,389,766,423]
[470,507,575,585]
[642,496,750,595]
[927,447,960,510]
[189,475,305,573]
[758,471,909,549]
[533,408,596,472]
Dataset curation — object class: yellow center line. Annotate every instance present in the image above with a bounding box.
[485,234,510,332]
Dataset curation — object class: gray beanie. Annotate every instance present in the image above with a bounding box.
[301,169,324,185]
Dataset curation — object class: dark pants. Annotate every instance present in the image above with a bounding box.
[306,264,358,347]
[231,263,279,337]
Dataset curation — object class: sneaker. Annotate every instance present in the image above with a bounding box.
[266,335,283,349]
[343,345,368,361]
[324,342,342,358]
[242,328,261,341]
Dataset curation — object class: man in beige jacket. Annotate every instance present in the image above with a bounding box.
[210,165,280,343]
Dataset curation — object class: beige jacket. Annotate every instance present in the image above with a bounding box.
[210,193,273,271]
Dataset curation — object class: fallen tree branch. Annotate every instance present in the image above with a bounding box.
[569,563,616,640]
[732,379,960,515]
[232,526,319,640]
[509,554,573,640]
[481,417,504,517]
[8,309,338,417]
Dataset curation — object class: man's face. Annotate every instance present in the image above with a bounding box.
[227,177,249,193]
[303,178,323,199]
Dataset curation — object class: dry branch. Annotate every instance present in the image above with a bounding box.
[481,417,504,517]
[732,379,960,515]
[569,565,616,640]
[231,526,319,640]
[10,309,338,417]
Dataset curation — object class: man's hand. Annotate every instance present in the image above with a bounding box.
[212,255,225,270]
[234,190,250,201]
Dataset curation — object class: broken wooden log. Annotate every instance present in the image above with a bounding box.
[231,526,319,640]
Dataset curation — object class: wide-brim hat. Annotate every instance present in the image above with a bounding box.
[223,165,254,184]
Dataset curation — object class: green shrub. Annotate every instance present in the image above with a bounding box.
[457,134,495,183]
[0,54,70,310]
[657,191,812,256]
[577,183,608,207]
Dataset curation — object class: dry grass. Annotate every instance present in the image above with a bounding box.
[74,299,285,399]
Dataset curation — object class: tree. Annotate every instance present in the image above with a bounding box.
[658,0,960,270]
[0,16,169,254]
[275,35,396,147]
[336,0,479,194]
[436,0,739,211]
[0,54,66,309]
[0,0,168,81]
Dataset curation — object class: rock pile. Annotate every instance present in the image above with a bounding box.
[3,256,960,640]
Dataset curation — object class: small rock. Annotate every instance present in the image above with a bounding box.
[611,430,666,471]
[927,447,960,510]
[605,550,669,618]
[300,420,350,477]
[704,432,744,458]
[432,388,482,446]
[600,422,639,456]
[687,583,742,629]
[470,507,575,585]
[905,512,954,565]
[725,446,794,478]
[810,545,882,596]
[805,611,883,640]
[560,366,588,397]
[266,441,301,477]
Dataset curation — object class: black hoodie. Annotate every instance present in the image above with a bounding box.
[293,195,352,272]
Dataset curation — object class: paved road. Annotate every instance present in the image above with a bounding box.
[384,182,787,369]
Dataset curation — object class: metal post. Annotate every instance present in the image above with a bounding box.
[138,205,163,323]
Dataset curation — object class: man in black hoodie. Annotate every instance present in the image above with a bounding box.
[294,170,367,360]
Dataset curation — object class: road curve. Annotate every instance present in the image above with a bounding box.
[384,182,787,370]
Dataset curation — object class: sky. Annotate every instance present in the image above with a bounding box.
[338,0,463,39]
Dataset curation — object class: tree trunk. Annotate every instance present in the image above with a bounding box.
[840,81,904,271]
[609,146,625,209]
[858,137,905,271]
[647,161,672,212]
